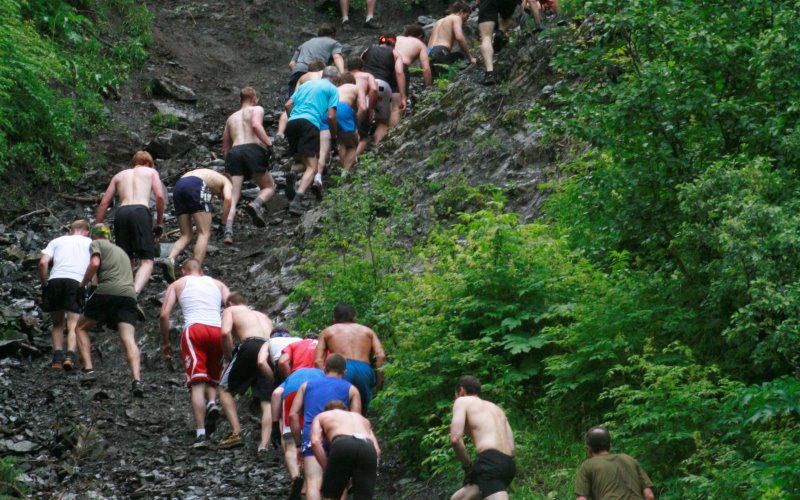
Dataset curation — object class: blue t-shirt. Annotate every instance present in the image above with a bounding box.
[288,79,339,130]
[301,376,352,444]
[281,368,324,398]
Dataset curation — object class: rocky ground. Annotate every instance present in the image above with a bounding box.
[2,0,568,497]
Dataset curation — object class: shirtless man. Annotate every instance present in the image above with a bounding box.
[361,35,407,145]
[450,376,516,500]
[520,0,560,30]
[218,292,274,453]
[477,0,516,85]
[315,303,386,414]
[290,354,361,500]
[335,73,366,170]
[348,56,379,156]
[96,150,165,297]
[159,259,230,445]
[222,87,275,242]
[396,25,433,90]
[428,3,476,79]
[160,169,233,281]
[311,400,381,500]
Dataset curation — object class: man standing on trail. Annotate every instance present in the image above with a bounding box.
[284,67,340,216]
[222,87,275,242]
[477,0,516,85]
[427,3,476,79]
[74,224,144,397]
[38,219,91,371]
[574,427,655,500]
[348,56,379,156]
[311,399,381,500]
[158,168,233,282]
[337,0,383,31]
[217,292,274,454]
[159,259,230,446]
[289,353,361,500]
[361,34,407,146]
[396,25,434,91]
[96,150,165,300]
[315,303,386,415]
[450,376,516,500]
[335,72,366,171]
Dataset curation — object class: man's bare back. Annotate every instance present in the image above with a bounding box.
[296,70,323,90]
[225,304,273,341]
[395,36,426,66]
[429,14,463,49]
[113,166,161,207]
[225,107,264,147]
[338,83,361,108]
[182,168,232,198]
[315,409,376,442]
[459,395,515,455]
[317,322,383,363]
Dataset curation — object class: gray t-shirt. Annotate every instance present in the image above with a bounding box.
[292,36,343,73]
[90,239,137,299]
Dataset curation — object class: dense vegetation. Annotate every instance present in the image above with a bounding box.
[291,0,800,497]
[0,0,151,195]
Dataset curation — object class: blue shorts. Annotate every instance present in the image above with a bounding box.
[344,359,377,412]
[302,439,329,457]
[336,102,356,133]
[173,176,213,216]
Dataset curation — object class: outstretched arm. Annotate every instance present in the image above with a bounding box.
[38,255,52,287]
[394,52,407,110]
[151,170,165,225]
[314,330,328,369]
[256,341,274,379]
[332,53,345,74]
[450,398,471,467]
[419,48,433,87]
[349,385,362,415]
[222,122,232,157]
[96,176,117,223]
[454,18,476,64]
[371,330,387,391]
[220,180,233,232]
[221,308,234,361]
[250,106,273,147]
[159,283,178,359]
[289,383,307,448]
[310,415,328,469]
[284,98,295,115]
[80,254,101,289]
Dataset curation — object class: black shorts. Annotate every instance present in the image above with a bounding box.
[226,144,271,179]
[173,176,213,216]
[467,449,516,497]
[287,71,306,98]
[357,115,372,139]
[429,46,466,77]
[114,205,155,260]
[321,435,378,499]
[478,0,516,23]
[83,293,138,329]
[220,337,273,400]
[42,278,83,313]
[286,118,320,158]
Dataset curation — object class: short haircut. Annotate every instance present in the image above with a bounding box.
[325,353,347,374]
[227,291,247,306]
[347,56,364,70]
[403,25,425,39]
[324,400,348,411]
[585,426,612,453]
[182,258,201,273]
[308,60,326,72]
[132,150,154,167]
[456,375,481,396]
[304,333,319,340]
[271,327,291,338]
[339,72,356,85]
[333,303,356,323]
[318,23,336,37]
[70,219,90,232]
[322,66,340,81]
[240,86,257,104]
[450,2,471,14]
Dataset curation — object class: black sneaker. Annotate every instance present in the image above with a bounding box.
[79,369,97,386]
[285,170,297,201]
[270,421,281,449]
[482,71,498,86]
[288,193,305,216]
[340,18,351,32]
[492,30,508,52]
[62,351,77,371]
[192,434,209,449]
[131,380,144,397]
[244,201,267,228]
[205,402,221,436]
[363,18,383,29]
[51,350,65,369]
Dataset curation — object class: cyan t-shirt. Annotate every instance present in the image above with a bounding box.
[288,79,339,130]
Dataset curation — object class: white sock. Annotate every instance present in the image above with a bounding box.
[314,173,323,184]
[342,16,349,22]
[196,428,206,438]
[253,198,263,207]
[366,15,373,21]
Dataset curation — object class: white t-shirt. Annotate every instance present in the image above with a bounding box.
[42,234,92,282]
[269,336,302,364]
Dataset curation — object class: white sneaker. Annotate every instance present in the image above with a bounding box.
[314,173,323,187]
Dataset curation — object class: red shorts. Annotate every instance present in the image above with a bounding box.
[282,391,303,435]
[181,323,223,387]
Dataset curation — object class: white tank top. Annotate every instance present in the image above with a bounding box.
[179,275,222,329]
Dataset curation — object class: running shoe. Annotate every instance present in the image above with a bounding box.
[79,369,97,386]
[223,230,234,245]
[192,434,209,449]
[62,351,77,371]
[245,201,267,228]
[256,447,270,459]
[51,351,65,369]
[340,18,351,32]
[288,193,305,216]
[482,71,498,86]
[363,18,383,29]
[219,432,243,449]
[205,402,221,436]
[159,257,176,283]
[285,170,297,201]
[131,379,144,397]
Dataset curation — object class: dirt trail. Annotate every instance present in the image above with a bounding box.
[2,0,438,497]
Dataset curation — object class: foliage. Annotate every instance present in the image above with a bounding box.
[0,456,29,497]
[149,111,180,132]
[0,0,152,195]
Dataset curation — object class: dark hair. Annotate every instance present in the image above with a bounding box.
[347,56,364,70]
[339,72,356,85]
[308,60,326,72]
[324,400,348,411]
[304,333,319,340]
[318,23,336,37]
[455,375,481,395]
[325,353,347,374]
[182,258,201,273]
[227,292,247,306]
[585,426,612,453]
[270,328,291,338]
[333,303,356,323]
[403,24,425,39]
[450,2,471,14]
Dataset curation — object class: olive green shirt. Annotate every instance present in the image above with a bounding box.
[90,239,136,299]
[575,453,653,500]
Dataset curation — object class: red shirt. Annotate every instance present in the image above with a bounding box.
[283,339,319,372]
